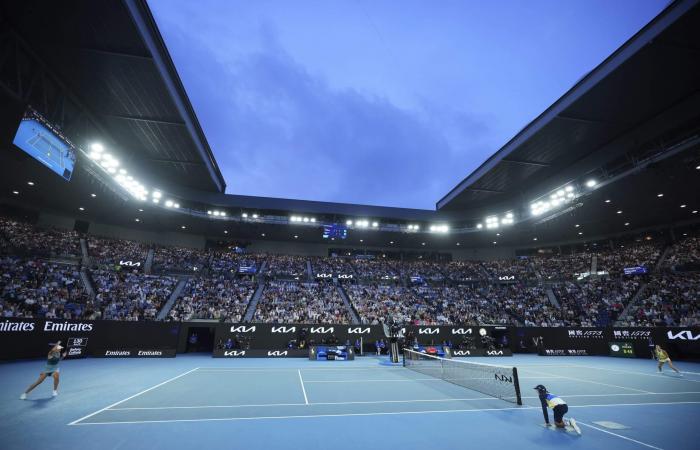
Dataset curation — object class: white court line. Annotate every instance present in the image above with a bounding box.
[71,400,700,426]
[298,370,309,405]
[524,367,653,394]
[67,367,200,426]
[303,376,563,383]
[194,367,403,372]
[105,391,700,411]
[577,420,663,450]
[557,364,700,384]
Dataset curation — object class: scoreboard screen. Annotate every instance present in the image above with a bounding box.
[13,110,76,181]
[323,224,347,240]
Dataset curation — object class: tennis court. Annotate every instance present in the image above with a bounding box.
[2,354,699,449]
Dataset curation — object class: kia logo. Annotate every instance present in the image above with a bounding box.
[230,326,256,333]
[667,330,700,340]
[271,326,296,334]
[451,328,472,335]
[418,328,439,335]
[494,373,512,383]
[310,327,334,334]
[267,351,288,356]
[224,350,245,356]
[119,260,141,267]
[347,327,370,334]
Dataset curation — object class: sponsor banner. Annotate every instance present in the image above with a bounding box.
[99,349,176,358]
[540,349,590,356]
[118,260,142,269]
[516,327,700,358]
[213,349,308,358]
[0,319,180,360]
[213,324,513,353]
[451,348,513,357]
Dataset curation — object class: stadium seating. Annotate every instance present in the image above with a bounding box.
[1,214,697,326]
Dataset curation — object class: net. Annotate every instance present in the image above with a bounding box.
[403,349,522,405]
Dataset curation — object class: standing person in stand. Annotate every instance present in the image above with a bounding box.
[21,341,67,399]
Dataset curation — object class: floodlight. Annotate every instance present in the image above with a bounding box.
[585,180,596,188]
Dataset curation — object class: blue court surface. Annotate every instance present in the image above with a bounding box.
[1,354,699,450]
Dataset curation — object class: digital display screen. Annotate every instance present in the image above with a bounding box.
[323,224,348,240]
[624,266,648,275]
[13,110,76,181]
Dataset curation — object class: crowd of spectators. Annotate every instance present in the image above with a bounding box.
[532,253,592,280]
[401,260,446,283]
[310,257,354,276]
[92,270,177,320]
[0,257,92,318]
[596,243,661,275]
[481,258,535,281]
[254,282,351,323]
[154,246,210,273]
[169,277,254,322]
[210,252,266,275]
[554,278,640,326]
[1,214,698,327]
[351,258,400,281]
[665,235,700,271]
[442,261,487,282]
[88,236,149,267]
[624,272,699,326]
[347,284,438,324]
[0,217,80,257]
[264,255,308,277]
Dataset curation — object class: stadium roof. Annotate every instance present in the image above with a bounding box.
[0,0,225,193]
[437,0,700,214]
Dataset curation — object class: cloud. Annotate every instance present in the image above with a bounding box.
[159,19,493,209]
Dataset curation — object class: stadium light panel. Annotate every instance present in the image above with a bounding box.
[91,143,104,153]
[310,218,315,222]
[253,214,259,219]
[476,223,483,229]
[91,193,96,198]
[27,181,34,186]
[78,207,84,211]
[135,218,140,222]
[625,222,630,226]
[165,200,174,207]
[303,217,310,222]
[657,193,664,197]
[153,191,162,199]
[152,198,159,204]
[174,203,180,209]
[207,211,212,215]
[585,180,596,188]
[605,199,611,203]
[12,191,19,195]
[680,204,687,208]
[242,213,248,218]
[617,210,622,214]
[372,222,379,227]
[346,220,353,226]
[181,226,186,229]
[693,210,698,214]
[220,212,226,217]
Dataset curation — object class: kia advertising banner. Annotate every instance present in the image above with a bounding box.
[212,323,513,357]
[0,319,180,360]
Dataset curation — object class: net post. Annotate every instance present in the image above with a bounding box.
[402,348,406,366]
[512,366,522,406]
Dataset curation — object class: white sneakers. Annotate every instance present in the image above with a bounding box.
[20,391,58,399]
[569,418,582,435]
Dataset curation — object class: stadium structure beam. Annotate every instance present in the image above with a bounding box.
[101,113,186,126]
[501,158,550,167]
[73,46,153,61]
[465,187,505,194]
[140,157,204,166]
[555,114,611,125]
